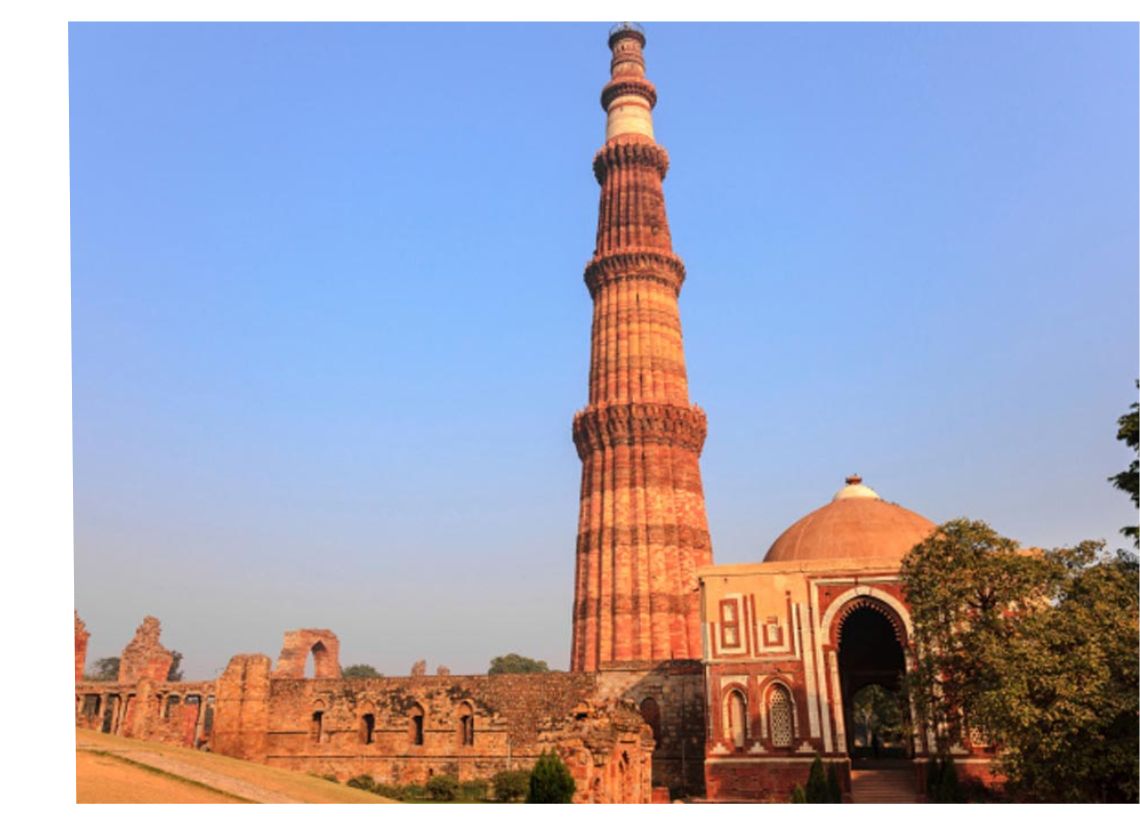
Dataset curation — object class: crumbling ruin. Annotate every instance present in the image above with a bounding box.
[75,616,672,801]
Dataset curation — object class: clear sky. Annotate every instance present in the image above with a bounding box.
[70,23,1138,680]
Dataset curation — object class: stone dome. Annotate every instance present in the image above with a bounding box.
[763,475,936,564]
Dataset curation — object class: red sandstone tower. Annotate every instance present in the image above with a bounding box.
[571,25,713,671]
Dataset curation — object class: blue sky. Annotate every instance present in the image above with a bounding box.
[70,23,1138,679]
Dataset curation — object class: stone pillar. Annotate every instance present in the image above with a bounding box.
[571,23,713,672]
[121,680,155,739]
[212,654,272,761]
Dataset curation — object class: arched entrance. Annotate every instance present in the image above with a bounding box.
[835,597,909,760]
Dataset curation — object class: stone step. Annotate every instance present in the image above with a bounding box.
[850,768,917,804]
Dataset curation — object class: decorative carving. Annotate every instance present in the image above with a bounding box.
[835,596,909,648]
[601,77,658,111]
[593,139,670,184]
[583,249,686,298]
[572,402,707,458]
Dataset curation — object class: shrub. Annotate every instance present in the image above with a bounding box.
[492,769,530,802]
[460,779,490,801]
[791,784,807,803]
[926,757,963,803]
[426,773,459,801]
[371,783,404,800]
[826,762,842,803]
[527,750,576,803]
[936,758,962,803]
[402,783,426,801]
[346,774,374,792]
[805,755,829,803]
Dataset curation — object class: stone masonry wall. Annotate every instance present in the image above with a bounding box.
[76,619,659,802]
[237,667,601,784]
[594,661,707,797]
[538,697,655,803]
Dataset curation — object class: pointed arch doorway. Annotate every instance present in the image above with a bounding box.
[834,597,910,761]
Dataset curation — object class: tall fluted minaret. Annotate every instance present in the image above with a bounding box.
[571,24,713,671]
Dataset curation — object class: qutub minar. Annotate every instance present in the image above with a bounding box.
[572,23,712,670]
[75,25,1002,802]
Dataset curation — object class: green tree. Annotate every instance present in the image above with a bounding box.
[790,784,807,803]
[488,653,549,675]
[342,664,382,678]
[850,684,903,749]
[166,650,183,681]
[1110,386,1138,547]
[826,762,842,803]
[526,750,575,803]
[925,757,963,803]
[804,755,829,802]
[87,656,119,681]
[901,519,1139,802]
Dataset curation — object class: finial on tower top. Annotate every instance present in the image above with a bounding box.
[608,22,646,48]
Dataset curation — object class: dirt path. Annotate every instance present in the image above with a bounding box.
[76,751,243,804]
[75,729,389,804]
[80,741,301,803]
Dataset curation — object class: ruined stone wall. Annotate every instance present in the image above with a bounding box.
[73,619,660,802]
[593,661,707,797]
[118,616,175,684]
[75,679,217,749]
[212,654,272,760]
[273,629,341,679]
[225,667,600,784]
[538,698,655,803]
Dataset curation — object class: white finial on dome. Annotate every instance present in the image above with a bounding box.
[833,474,881,501]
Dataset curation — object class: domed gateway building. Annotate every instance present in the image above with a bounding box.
[698,476,975,800]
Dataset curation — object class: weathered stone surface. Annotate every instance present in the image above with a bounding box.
[537,697,654,803]
[119,616,175,684]
[73,618,655,801]
[273,629,341,679]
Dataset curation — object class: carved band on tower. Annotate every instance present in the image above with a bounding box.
[571,24,714,671]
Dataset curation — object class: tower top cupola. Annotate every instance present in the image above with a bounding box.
[602,22,657,142]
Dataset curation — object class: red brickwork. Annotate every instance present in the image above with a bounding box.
[571,25,713,672]
[706,760,851,802]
